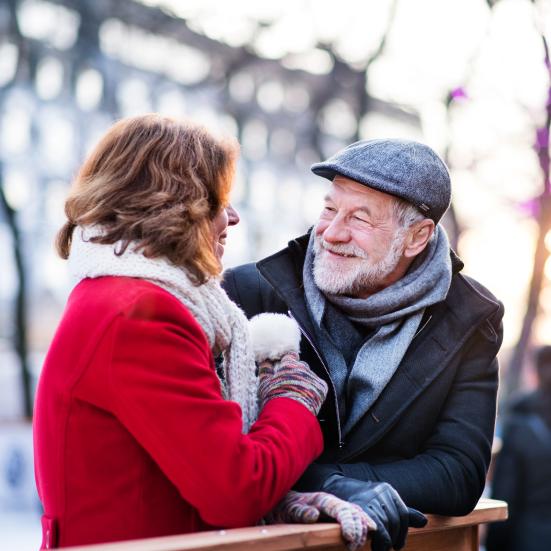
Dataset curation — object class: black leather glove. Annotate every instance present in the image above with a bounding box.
[322,474,427,551]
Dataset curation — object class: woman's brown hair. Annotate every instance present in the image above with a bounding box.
[56,114,239,284]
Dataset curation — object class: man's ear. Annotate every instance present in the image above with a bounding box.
[403,219,436,258]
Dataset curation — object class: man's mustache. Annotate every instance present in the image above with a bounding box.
[314,236,368,259]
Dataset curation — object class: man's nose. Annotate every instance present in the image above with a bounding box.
[322,216,350,243]
[226,204,240,226]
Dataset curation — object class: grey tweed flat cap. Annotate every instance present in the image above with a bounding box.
[311,138,451,224]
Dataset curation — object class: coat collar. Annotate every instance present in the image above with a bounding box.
[256,232,316,339]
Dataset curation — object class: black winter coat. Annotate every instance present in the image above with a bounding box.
[223,233,504,515]
[486,391,551,551]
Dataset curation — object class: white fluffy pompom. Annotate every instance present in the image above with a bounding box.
[249,313,302,363]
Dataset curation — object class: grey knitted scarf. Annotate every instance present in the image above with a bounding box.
[303,225,452,435]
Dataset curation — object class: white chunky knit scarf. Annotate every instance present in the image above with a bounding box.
[68,225,259,432]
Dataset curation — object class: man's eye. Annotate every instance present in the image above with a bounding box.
[324,206,336,213]
[353,215,368,223]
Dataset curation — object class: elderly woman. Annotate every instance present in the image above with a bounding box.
[33,115,344,549]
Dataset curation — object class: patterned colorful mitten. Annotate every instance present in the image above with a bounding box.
[267,490,376,551]
[258,353,328,416]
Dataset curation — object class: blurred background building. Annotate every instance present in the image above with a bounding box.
[1,0,551,548]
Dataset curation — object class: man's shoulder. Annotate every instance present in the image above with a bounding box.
[222,261,285,317]
[450,272,502,308]
[222,261,268,301]
[222,234,309,316]
[223,262,262,290]
[446,271,504,328]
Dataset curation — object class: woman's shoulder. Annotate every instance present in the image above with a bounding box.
[57,276,211,366]
[71,275,172,304]
[68,276,199,328]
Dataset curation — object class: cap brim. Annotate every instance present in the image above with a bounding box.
[311,163,340,181]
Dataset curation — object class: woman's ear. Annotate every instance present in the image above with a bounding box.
[403,219,436,258]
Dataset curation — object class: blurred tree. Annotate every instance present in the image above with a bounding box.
[441,0,499,252]
[506,23,551,395]
[0,0,33,419]
[0,169,32,419]
[443,88,468,251]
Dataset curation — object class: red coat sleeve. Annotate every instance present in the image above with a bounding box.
[104,288,323,528]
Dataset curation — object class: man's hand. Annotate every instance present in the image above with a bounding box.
[267,490,376,551]
[323,475,427,551]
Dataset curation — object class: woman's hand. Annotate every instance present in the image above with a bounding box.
[267,490,376,551]
[258,353,328,416]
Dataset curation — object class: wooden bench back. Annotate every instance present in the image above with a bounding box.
[61,498,507,551]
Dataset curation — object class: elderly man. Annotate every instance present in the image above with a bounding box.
[223,139,503,550]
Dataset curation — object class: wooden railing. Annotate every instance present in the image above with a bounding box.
[62,498,507,551]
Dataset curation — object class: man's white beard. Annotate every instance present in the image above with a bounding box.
[313,228,406,296]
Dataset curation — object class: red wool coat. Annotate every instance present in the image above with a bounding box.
[33,276,323,549]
